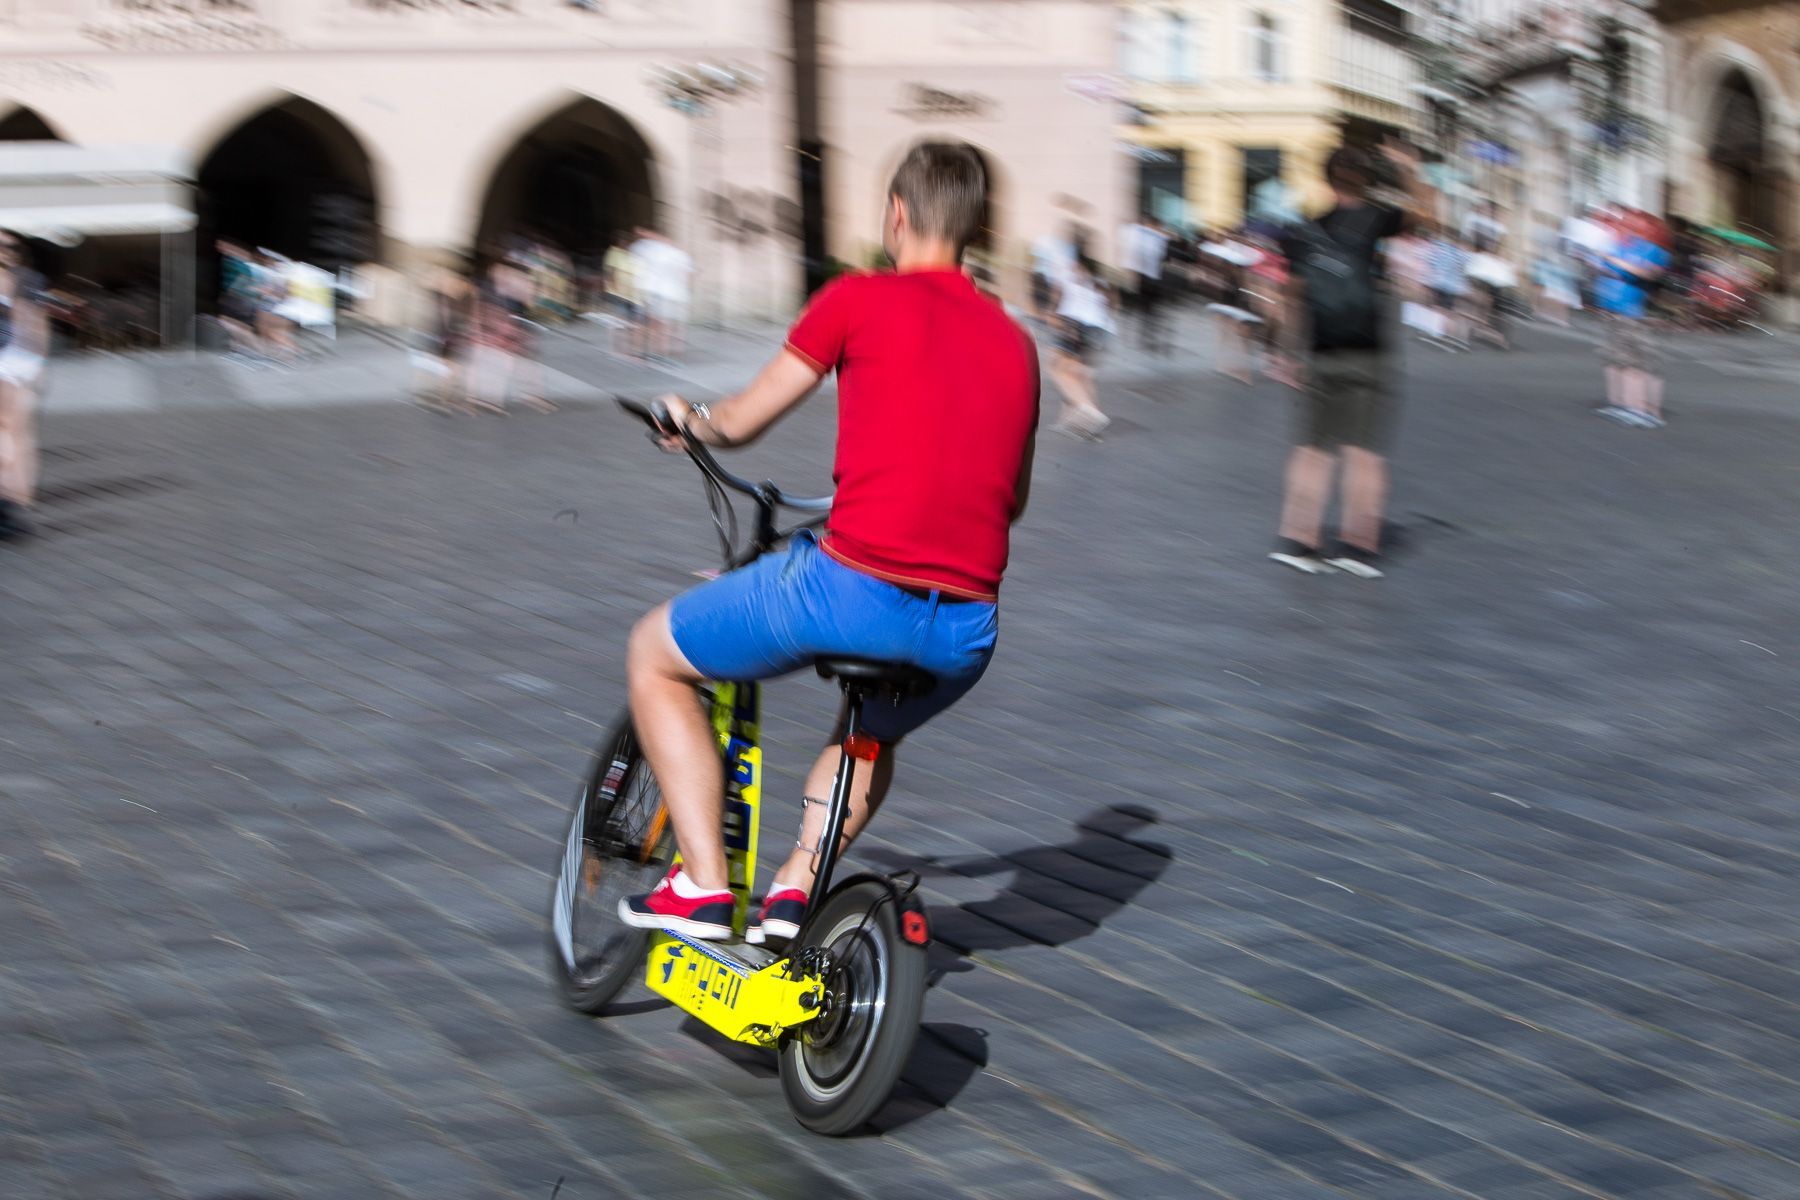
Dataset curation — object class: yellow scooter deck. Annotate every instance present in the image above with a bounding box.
[645,932,823,1046]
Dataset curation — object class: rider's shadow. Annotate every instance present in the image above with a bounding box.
[862,804,1171,1133]
[682,805,1170,1133]
[871,803,1172,986]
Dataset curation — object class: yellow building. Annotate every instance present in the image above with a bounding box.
[1118,0,1423,230]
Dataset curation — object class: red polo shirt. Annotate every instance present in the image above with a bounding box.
[784,269,1038,601]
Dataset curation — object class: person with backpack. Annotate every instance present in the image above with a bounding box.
[1269,141,1435,579]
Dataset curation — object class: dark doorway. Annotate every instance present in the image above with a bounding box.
[1710,70,1777,239]
[475,97,656,262]
[0,107,64,142]
[196,96,378,285]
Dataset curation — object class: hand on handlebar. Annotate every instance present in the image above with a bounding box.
[648,392,693,452]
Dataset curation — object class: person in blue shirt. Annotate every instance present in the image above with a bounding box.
[1595,211,1672,428]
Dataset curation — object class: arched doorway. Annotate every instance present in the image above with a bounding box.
[1709,69,1779,241]
[197,95,379,281]
[475,97,656,264]
[0,106,64,142]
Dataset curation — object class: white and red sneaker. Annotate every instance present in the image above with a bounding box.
[745,884,809,947]
[618,867,735,940]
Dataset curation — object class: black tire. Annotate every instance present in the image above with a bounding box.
[778,880,927,1135]
[547,715,672,1013]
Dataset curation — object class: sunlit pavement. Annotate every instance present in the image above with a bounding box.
[5,316,1800,1199]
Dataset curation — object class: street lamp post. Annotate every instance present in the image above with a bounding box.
[648,60,760,329]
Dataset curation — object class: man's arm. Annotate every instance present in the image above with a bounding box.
[665,348,824,448]
[1011,425,1037,525]
[1379,138,1437,234]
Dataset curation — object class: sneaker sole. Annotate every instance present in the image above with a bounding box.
[615,898,734,941]
[1323,558,1384,579]
[1269,552,1334,575]
[745,918,801,946]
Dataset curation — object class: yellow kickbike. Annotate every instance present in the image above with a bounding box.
[548,399,933,1135]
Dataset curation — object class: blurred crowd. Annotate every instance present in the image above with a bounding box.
[410,226,692,415]
[1024,193,1779,430]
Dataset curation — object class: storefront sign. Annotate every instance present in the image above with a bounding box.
[895,84,993,121]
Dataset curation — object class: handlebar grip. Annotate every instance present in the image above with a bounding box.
[616,396,675,435]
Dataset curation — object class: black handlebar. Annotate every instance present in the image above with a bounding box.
[617,396,832,513]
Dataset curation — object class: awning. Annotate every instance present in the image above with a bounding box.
[1,202,196,240]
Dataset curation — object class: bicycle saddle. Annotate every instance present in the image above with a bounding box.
[814,657,937,698]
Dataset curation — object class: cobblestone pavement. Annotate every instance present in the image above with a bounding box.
[5,322,1800,1200]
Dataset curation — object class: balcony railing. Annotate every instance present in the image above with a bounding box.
[1332,22,1419,109]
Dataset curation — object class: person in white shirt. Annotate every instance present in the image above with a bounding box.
[1029,226,1077,322]
[630,227,694,364]
[1047,251,1114,439]
[1118,215,1171,353]
[1464,236,1519,349]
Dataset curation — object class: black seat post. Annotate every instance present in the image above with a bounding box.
[805,682,870,915]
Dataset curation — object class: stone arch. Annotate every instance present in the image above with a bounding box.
[0,105,66,142]
[470,93,659,265]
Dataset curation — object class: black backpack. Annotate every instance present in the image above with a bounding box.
[1292,208,1386,349]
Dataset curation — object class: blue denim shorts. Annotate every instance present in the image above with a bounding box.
[668,531,998,741]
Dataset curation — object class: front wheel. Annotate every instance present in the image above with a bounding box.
[778,880,927,1135]
[547,715,672,1013]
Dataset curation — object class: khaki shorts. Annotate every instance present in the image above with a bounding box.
[1602,316,1661,369]
[1301,351,1396,452]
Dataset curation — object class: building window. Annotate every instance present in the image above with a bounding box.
[1166,11,1196,83]
[1241,146,1283,218]
[1249,12,1286,84]
[1120,6,1157,80]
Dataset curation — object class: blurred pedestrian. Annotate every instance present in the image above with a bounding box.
[412,263,472,412]
[215,238,265,359]
[1118,213,1170,353]
[602,231,645,357]
[1202,234,1262,384]
[0,228,48,539]
[1595,210,1671,428]
[1533,240,1581,328]
[1465,236,1517,350]
[1029,224,1078,323]
[1424,227,1471,349]
[251,249,297,363]
[1271,140,1434,578]
[1047,250,1113,439]
[632,227,693,365]
[1246,231,1295,385]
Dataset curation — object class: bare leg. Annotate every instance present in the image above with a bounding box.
[1048,352,1102,426]
[1278,445,1335,549]
[1645,370,1665,420]
[626,604,729,892]
[1218,319,1252,383]
[768,740,897,892]
[1604,364,1624,408]
[1338,446,1389,553]
[0,381,32,505]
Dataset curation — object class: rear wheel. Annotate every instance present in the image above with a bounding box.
[778,880,927,1135]
[548,715,672,1012]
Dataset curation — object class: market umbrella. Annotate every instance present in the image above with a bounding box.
[1703,225,1778,252]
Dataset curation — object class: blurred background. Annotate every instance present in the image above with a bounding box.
[0,0,1787,343]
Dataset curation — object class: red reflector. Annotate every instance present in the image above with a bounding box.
[843,733,881,762]
[901,909,929,946]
